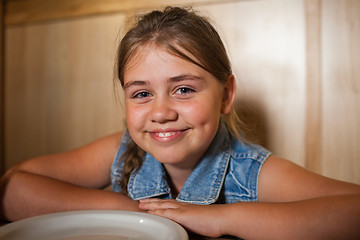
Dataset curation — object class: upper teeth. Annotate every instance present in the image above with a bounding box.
[157,132,175,137]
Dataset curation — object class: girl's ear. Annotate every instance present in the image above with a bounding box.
[221,74,236,114]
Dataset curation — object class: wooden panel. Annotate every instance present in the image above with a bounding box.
[321,0,360,183]
[0,0,4,174]
[3,0,359,184]
[5,13,126,168]
[199,0,306,166]
[5,0,241,25]
[304,0,322,174]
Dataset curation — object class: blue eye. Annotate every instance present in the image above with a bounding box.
[176,87,194,95]
[133,91,151,99]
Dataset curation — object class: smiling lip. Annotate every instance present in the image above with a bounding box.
[148,129,188,143]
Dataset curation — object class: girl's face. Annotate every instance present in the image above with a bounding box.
[123,46,233,170]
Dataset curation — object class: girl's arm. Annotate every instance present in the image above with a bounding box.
[139,156,360,239]
[0,132,142,221]
[140,194,360,239]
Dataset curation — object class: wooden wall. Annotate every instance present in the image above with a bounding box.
[5,12,126,168]
[321,0,360,182]
[0,0,4,174]
[1,0,359,184]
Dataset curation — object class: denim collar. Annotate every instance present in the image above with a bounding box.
[127,121,231,204]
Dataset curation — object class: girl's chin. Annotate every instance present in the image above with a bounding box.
[150,154,183,164]
[148,153,188,165]
[148,150,202,169]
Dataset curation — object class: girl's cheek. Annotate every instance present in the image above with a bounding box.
[181,100,221,122]
[126,105,146,127]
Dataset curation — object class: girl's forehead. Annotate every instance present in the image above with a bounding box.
[127,45,165,67]
[123,44,221,88]
[124,45,199,77]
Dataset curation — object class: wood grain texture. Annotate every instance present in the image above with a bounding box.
[4,0,240,25]
[5,13,126,168]
[321,0,360,182]
[201,0,306,166]
[304,0,322,174]
[0,0,4,174]
[3,0,360,183]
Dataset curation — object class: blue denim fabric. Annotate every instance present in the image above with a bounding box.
[111,122,271,204]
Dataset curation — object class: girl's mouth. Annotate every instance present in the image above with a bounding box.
[149,129,189,143]
[155,132,177,138]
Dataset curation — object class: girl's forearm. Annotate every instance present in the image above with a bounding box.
[220,194,360,240]
[1,171,142,221]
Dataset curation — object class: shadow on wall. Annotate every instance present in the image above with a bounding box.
[234,99,268,148]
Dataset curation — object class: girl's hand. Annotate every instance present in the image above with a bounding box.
[139,198,226,238]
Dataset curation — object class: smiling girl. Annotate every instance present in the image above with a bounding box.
[1,6,360,240]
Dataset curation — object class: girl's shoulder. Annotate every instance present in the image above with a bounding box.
[229,137,271,164]
[221,137,271,202]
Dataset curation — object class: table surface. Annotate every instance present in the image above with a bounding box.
[0,220,9,227]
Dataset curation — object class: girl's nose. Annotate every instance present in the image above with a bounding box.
[150,97,178,123]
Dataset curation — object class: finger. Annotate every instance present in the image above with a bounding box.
[147,208,180,221]
[139,199,180,210]
[148,208,222,238]
[139,198,161,203]
[139,198,176,203]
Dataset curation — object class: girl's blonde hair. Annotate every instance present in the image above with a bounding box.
[115,6,244,193]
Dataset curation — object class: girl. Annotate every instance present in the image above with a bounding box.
[1,6,360,240]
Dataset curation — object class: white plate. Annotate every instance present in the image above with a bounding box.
[0,210,188,240]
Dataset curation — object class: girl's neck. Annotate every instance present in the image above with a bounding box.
[164,164,193,197]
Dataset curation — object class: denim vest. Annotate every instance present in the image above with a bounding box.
[111,122,271,204]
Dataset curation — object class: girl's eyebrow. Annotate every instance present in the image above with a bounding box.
[124,74,204,89]
[123,80,150,90]
[169,74,204,82]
